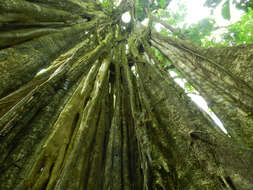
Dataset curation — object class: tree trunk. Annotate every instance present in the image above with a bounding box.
[203,44,253,87]
[151,31,253,149]
[1,1,253,190]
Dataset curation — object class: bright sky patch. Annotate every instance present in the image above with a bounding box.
[169,71,228,134]
[168,0,244,26]
[122,12,131,23]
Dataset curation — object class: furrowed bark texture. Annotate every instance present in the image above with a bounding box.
[1,1,253,190]
[151,31,253,149]
[203,44,253,87]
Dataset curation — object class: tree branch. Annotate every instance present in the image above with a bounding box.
[151,15,187,40]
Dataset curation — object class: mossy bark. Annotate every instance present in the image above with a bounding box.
[151,32,253,149]
[203,44,253,87]
[1,1,253,190]
[0,20,97,98]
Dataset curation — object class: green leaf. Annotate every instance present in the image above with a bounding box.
[164,60,172,66]
[184,82,195,93]
[222,0,231,20]
[204,0,222,8]
[160,0,166,8]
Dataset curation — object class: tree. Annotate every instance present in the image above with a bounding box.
[0,0,253,189]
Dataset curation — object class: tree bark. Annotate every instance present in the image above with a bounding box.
[151,31,253,149]
[1,1,253,190]
[203,44,253,87]
[0,19,98,98]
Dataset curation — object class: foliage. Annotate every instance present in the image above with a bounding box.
[181,18,216,45]
[200,7,253,46]
[153,7,216,45]
[154,0,253,47]
[153,47,166,62]
[221,0,231,20]
[184,82,195,93]
[151,0,252,95]
[205,0,232,20]
[159,0,166,8]
[100,0,114,14]
[205,0,253,21]
[1,0,253,189]
[234,0,253,12]
[223,7,253,44]
[205,0,253,13]
[136,0,148,21]
[204,0,223,8]
[136,0,172,21]
[101,0,111,8]
[155,4,187,27]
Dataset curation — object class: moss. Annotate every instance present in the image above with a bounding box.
[1,1,253,189]
[151,34,253,150]
[0,20,97,98]
[0,0,82,24]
